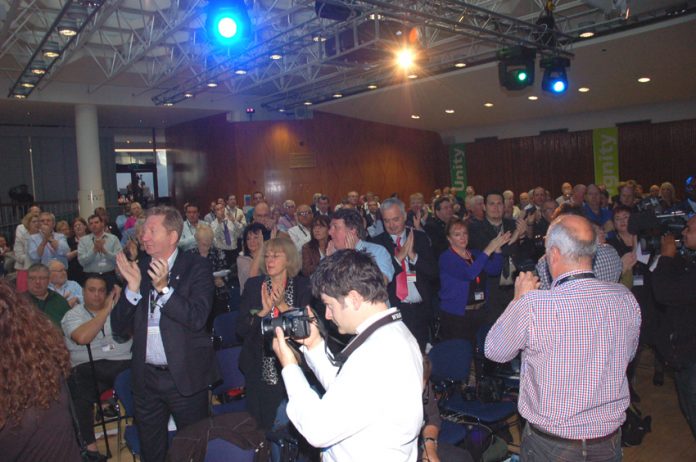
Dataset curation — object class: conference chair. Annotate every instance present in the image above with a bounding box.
[210,346,247,416]
[212,311,242,350]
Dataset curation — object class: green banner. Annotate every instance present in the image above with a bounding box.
[592,127,620,196]
[449,144,467,199]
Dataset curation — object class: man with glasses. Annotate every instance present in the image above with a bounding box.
[288,204,314,253]
[48,259,83,307]
[25,262,70,326]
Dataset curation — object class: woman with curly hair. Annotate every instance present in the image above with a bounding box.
[0,280,81,461]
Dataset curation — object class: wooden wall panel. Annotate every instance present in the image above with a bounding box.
[465,131,594,197]
[465,118,696,198]
[167,111,449,208]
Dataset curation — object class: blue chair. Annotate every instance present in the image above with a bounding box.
[114,369,141,460]
[204,438,256,462]
[211,346,247,415]
[428,340,518,429]
[476,324,521,390]
[114,369,176,460]
[213,311,242,349]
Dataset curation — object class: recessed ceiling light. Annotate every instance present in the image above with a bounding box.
[20,81,36,89]
[332,93,343,98]
[637,77,651,83]
[234,69,247,75]
[407,74,418,79]
[164,102,174,107]
[278,108,286,113]
[484,102,494,107]
[312,35,326,42]
[445,109,455,114]
[454,62,466,68]
[578,87,590,93]
[303,101,313,106]
[579,31,595,38]
[13,94,27,99]
[270,53,283,60]
[207,81,218,88]
[527,95,538,101]
[367,84,378,90]
[184,92,193,98]
[411,114,420,119]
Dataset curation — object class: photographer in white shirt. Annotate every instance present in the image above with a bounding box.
[273,249,423,462]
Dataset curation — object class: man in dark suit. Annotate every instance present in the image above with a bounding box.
[112,206,216,462]
[371,198,438,351]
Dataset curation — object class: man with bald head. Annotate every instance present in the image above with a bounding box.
[486,215,640,460]
[48,259,83,308]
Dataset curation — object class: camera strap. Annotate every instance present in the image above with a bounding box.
[332,310,403,373]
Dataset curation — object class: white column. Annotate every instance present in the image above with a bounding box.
[75,104,105,215]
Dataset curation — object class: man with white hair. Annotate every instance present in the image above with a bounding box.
[486,215,640,460]
[48,259,83,307]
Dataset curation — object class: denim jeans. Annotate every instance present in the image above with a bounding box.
[675,361,696,440]
[521,423,622,462]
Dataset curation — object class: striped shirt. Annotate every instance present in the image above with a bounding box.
[485,269,641,439]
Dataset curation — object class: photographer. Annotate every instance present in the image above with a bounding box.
[652,215,696,439]
[272,249,423,461]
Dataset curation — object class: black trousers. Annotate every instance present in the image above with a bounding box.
[68,359,131,446]
[134,365,209,462]
[398,301,432,352]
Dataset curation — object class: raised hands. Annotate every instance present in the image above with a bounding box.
[116,251,142,292]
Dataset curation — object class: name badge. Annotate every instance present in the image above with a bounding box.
[406,273,417,283]
[474,291,485,301]
[633,274,644,286]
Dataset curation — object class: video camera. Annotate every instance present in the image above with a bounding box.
[629,197,687,255]
[261,308,313,339]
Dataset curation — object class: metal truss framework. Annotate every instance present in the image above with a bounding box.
[0,0,693,109]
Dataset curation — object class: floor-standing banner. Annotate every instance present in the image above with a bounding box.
[449,143,467,199]
[593,127,620,196]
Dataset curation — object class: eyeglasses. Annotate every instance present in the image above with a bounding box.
[298,211,312,216]
[28,276,49,281]
[264,253,285,260]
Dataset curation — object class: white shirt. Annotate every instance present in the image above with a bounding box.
[210,217,243,251]
[179,220,206,252]
[288,224,311,253]
[282,308,423,462]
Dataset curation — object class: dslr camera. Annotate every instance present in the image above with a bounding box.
[630,197,687,255]
[261,308,312,339]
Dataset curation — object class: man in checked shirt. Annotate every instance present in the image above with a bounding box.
[486,215,641,461]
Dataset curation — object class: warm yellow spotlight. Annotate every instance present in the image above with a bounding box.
[396,48,415,69]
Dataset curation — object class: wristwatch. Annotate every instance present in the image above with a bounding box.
[158,286,170,296]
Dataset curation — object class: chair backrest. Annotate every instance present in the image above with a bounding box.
[114,368,134,417]
[204,438,255,462]
[212,346,245,395]
[476,323,493,356]
[428,339,473,382]
[213,311,241,348]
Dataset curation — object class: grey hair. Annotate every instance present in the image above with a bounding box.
[545,216,597,261]
[380,197,406,216]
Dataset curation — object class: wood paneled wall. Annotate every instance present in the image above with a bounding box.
[166,111,449,208]
[464,118,696,198]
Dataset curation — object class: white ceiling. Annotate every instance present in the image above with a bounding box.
[0,3,694,131]
[317,15,696,132]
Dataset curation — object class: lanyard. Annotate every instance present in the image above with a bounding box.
[332,310,402,372]
[555,272,595,287]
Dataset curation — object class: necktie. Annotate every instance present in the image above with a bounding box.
[223,222,232,246]
[395,236,408,301]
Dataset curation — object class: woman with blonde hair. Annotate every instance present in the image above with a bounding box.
[13,212,40,292]
[236,237,312,430]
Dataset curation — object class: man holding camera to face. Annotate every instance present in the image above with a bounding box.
[652,215,696,439]
[272,249,423,461]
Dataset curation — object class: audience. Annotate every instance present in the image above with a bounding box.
[0,175,690,459]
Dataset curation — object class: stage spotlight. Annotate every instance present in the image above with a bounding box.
[541,56,570,94]
[497,46,535,91]
[396,48,415,69]
[206,0,251,47]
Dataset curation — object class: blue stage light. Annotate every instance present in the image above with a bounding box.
[207,0,251,47]
[541,56,570,95]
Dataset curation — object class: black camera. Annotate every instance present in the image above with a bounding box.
[261,308,312,339]
[629,202,687,255]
